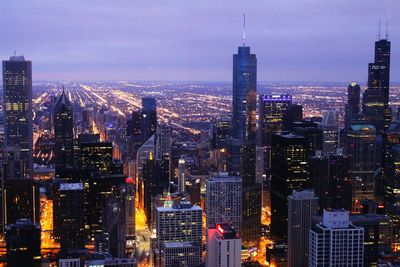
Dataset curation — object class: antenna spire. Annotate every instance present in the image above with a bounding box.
[378,20,381,40]
[385,21,389,40]
[242,12,246,46]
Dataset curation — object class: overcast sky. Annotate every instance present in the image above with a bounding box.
[1,0,399,82]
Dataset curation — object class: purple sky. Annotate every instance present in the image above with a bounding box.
[1,0,399,82]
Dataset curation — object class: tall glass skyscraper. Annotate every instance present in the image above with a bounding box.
[363,37,391,131]
[232,46,257,141]
[2,55,33,179]
[141,97,157,142]
[229,43,261,244]
[54,88,74,175]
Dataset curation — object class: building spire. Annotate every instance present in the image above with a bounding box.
[242,12,246,46]
[378,20,381,40]
[385,21,389,40]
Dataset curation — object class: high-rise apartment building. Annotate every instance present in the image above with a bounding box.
[309,210,364,267]
[205,173,242,233]
[345,82,361,130]
[206,223,241,267]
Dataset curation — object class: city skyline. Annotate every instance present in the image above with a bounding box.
[1,0,399,82]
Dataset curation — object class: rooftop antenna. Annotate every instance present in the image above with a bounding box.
[378,20,381,40]
[242,12,246,46]
[385,21,389,40]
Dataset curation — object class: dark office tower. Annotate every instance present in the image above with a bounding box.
[2,55,33,178]
[2,179,40,226]
[79,142,113,175]
[141,97,157,143]
[259,95,292,146]
[287,190,318,267]
[283,104,303,131]
[5,219,41,267]
[53,182,85,252]
[309,152,352,211]
[385,144,400,245]
[346,125,377,212]
[291,121,323,156]
[270,133,309,241]
[54,88,74,175]
[345,82,361,130]
[350,214,392,266]
[211,117,231,150]
[232,46,257,140]
[321,110,339,155]
[363,37,391,131]
[101,195,126,258]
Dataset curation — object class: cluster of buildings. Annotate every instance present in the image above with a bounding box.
[0,27,399,267]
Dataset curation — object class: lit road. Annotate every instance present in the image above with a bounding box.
[136,208,151,267]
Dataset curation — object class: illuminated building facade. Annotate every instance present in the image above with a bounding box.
[346,124,377,211]
[2,55,33,178]
[206,223,241,267]
[309,210,364,267]
[205,174,242,233]
[270,133,309,241]
[259,94,292,146]
[362,38,391,132]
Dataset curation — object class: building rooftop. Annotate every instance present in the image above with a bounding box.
[163,241,198,249]
[157,201,202,212]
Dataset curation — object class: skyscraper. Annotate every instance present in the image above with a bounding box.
[232,46,257,141]
[156,202,202,266]
[205,173,242,233]
[5,219,41,267]
[141,97,157,143]
[229,39,261,244]
[270,133,309,241]
[2,55,33,178]
[362,37,391,131]
[345,82,361,130]
[53,182,85,252]
[321,110,339,155]
[54,87,74,175]
[287,190,318,267]
[309,210,364,267]
[258,94,292,146]
[346,124,377,211]
[206,223,241,267]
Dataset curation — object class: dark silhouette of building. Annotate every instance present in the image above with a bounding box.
[346,124,377,212]
[53,182,85,252]
[345,82,361,130]
[309,151,352,211]
[291,121,323,157]
[2,179,40,227]
[283,104,303,131]
[141,97,157,143]
[2,55,33,178]
[270,133,309,241]
[79,142,113,175]
[5,219,41,267]
[362,37,391,131]
[259,94,292,146]
[54,87,74,176]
